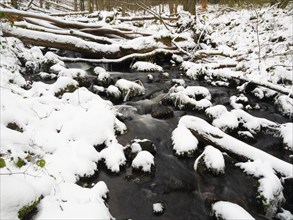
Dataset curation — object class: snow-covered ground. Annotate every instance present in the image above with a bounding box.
[1,3,293,220]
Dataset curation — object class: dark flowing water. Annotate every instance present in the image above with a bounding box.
[65,64,292,220]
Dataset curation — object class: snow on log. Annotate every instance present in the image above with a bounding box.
[2,25,173,59]
[178,116,293,177]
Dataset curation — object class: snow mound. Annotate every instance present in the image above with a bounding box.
[132,151,154,173]
[212,201,255,220]
[0,174,55,220]
[194,145,225,175]
[171,125,198,156]
[35,182,112,220]
[237,160,284,217]
[131,61,163,72]
[1,40,127,218]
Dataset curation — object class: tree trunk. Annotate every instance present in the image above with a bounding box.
[11,0,18,9]
[74,0,78,11]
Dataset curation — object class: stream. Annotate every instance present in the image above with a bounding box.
[65,62,293,220]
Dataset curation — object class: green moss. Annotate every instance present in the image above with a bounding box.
[15,157,26,168]
[18,198,40,220]
[55,84,77,97]
[257,193,269,213]
[0,158,6,168]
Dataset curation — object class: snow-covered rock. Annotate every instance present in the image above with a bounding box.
[132,151,154,173]
[93,66,112,86]
[275,95,293,118]
[171,125,198,156]
[280,123,293,151]
[58,68,87,79]
[212,201,255,220]
[205,105,239,132]
[115,79,145,101]
[168,85,212,110]
[131,61,163,72]
[205,105,278,134]
[194,145,225,175]
[106,85,122,100]
[100,143,126,173]
[153,202,165,215]
[276,209,293,220]
[237,160,284,217]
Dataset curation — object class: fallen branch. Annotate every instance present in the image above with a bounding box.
[50,11,90,17]
[117,15,178,22]
[194,50,243,58]
[58,48,177,63]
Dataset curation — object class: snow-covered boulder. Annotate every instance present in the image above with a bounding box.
[205,105,239,132]
[275,95,293,118]
[194,145,225,175]
[93,67,113,87]
[132,151,154,173]
[237,160,284,217]
[51,77,79,97]
[212,201,255,220]
[58,68,87,79]
[168,85,212,110]
[131,61,163,72]
[171,125,198,156]
[106,85,122,101]
[230,94,249,109]
[100,143,126,173]
[115,79,145,101]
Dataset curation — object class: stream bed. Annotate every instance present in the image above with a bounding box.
[69,63,292,220]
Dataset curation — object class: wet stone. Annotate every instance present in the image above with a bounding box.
[133,139,156,155]
[151,105,174,119]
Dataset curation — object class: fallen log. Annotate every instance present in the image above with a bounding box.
[2,25,173,59]
[15,21,116,44]
[58,48,177,64]
[178,116,293,177]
